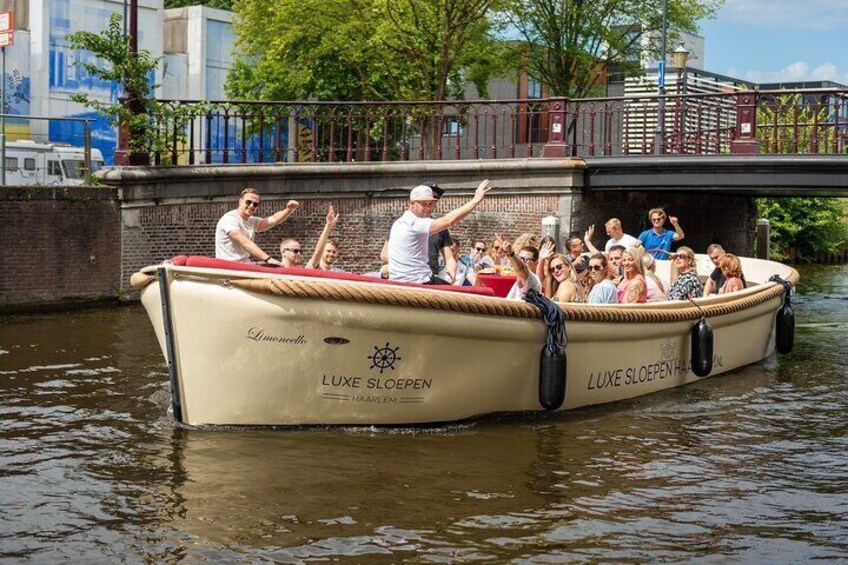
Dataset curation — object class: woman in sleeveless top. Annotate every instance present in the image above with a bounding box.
[616,246,648,304]
[718,253,745,294]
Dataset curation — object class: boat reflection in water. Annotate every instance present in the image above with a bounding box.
[158,363,778,562]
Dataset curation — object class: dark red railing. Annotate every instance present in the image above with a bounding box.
[146,89,848,165]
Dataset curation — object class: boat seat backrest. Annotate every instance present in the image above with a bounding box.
[177,256,496,297]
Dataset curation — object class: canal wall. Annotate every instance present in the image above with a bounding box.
[3,158,760,310]
[0,187,121,311]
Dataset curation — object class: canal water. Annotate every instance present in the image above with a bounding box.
[1,265,846,563]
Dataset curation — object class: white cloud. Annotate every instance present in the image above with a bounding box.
[723,0,848,30]
[743,61,848,85]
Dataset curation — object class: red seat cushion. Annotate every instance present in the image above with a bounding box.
[180,256,496,297]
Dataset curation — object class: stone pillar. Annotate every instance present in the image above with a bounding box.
[541,215,560,244]
[731,92,760,155]
[542,98,570,158]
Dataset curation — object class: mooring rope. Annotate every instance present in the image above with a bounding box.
[524,288,567,354]
[131,268,792,324]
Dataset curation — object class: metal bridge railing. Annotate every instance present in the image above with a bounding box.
[139,89,848,166]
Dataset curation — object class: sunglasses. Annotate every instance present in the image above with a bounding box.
[551,263,567,272]
[493,246,502,251]
[519,256,536,263]
[672,254,689,260]
[651,216,665,222]
[474,247,487,252]
[283,248,302,254]
[587,265,604,272]
[243,199,260,208]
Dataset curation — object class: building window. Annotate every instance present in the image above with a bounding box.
[528,79,542,99]
[5,157,18,172]
[441,117,463,136]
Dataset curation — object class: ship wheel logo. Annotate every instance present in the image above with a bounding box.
[369,342,402,373]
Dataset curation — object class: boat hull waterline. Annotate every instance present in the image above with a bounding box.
[135,256,797,426]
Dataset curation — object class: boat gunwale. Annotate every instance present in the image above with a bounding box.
[137,259,797,325]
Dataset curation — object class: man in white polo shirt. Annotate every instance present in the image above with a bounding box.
[215,188,299,265]
[388,179,492,284]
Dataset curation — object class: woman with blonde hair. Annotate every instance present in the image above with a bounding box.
[667,246,703,301]
[539,241,581,302]
[718,253,745,294]
[486,233,511,267]
[616,246,647,304]
[641,252,667,302]
[513,232,539,252]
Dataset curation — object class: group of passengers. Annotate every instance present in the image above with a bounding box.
[214,184,747,304]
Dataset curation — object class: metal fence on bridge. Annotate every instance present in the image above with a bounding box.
[145,89,848,166]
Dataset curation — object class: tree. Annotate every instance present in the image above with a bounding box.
[165,0,234,9]
[228,0,511,159]
[227,0,508,102]
[498,0,723,98]
[757,198,847,261]
[755,93,848,260]
[67,13,204,164]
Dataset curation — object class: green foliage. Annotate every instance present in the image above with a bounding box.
[756,92,838,153]
[165,0,234,8]
[67,13,206,163]
[227,0,508,102]
[757,198,848,261]
[756,93,848,260]
[498,0,723,98]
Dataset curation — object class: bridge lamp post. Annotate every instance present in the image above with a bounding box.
[672,46,689,153]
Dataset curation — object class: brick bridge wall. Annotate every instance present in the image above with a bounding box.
[0,187,121,311]
[109,160,584,298]
[1,158,759,310]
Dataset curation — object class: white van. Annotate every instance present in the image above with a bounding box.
[4,140,106,186]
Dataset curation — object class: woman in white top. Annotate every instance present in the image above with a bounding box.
[585,253,618,304]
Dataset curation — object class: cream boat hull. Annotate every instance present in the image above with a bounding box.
[137,256,797,426]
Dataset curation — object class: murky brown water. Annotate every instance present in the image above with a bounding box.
[1,265,847,563]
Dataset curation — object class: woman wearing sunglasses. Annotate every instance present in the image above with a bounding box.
[539,241,581,302]
[616,246,648,304]
[585,254,617,304]
[667,246,704,301]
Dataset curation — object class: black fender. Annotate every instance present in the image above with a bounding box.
[691,317,714,377]
[539,346,566,411]
[769,275,795,354]
[776,298,795,354]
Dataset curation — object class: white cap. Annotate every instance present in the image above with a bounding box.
[409,185,437,202]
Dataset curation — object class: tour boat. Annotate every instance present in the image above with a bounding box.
[131,255,798,426]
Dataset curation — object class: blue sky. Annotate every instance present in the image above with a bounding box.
[699,0,848,85]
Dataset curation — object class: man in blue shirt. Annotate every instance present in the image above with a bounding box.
[638,207,685,260]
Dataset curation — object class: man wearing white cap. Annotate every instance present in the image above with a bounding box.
[387,179,492,284]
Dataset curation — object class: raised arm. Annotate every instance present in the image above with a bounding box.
[306,206,339,269]
[502,241,529,287]
[429,179,492,234]
[669,216,685,241]
[258,200,299,232]
[583,224,601,255]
